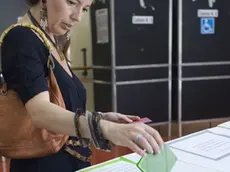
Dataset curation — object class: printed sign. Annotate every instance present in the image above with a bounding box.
[132,16,154,24]
[200,18,215,34]
[198,9,218,18]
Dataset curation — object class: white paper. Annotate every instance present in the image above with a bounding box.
[171,161,220,172]
[169,131,230,160]
[171,147,230,172]
[95,8,109,44]
[218,121,230,129]
[123,153,141,163]
[208,127,230,137]
[84,160,140,172]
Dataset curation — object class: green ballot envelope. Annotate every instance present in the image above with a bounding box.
[137,144,177,172]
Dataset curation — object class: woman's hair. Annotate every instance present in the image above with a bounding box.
[26,0,40,6]
[55,36,71,63]
[25,0,71,61]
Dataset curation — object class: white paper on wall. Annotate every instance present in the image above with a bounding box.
[95,8,109,44]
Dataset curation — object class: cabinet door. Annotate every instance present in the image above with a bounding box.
[115,0,170,66]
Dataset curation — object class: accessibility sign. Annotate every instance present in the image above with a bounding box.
[200,18,215,34]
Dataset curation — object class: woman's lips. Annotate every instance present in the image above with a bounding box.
[62,22,72,30]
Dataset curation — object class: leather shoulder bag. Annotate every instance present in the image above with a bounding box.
[0,23,69,159]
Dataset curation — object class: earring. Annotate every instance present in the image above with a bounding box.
[40,3,48,30]
[66,31,70,41]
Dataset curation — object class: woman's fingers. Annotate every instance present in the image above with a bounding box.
[142,132,160,154]
[144,125,164,149]
[130,124,163,155]
[128,140,146,157]
[133,134,154,154]
[109,123,164,156]
[126,115,141,121]
[118,115,133,123]
[117,114,140,123]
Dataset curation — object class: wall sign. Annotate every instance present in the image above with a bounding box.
[200,17,215,34]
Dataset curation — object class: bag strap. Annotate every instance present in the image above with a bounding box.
[0,23,56,95]
[0,23,55,70]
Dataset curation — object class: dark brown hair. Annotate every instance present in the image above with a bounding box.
[26,0,71,62]
[26,0,40,6]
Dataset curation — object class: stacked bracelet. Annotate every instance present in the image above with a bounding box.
[74,110,90,148]
[86,111,112,152]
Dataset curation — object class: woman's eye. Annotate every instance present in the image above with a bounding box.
[68,0,78,6]
[83,8,88,12]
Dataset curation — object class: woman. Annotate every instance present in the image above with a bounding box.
[1,0,164,171]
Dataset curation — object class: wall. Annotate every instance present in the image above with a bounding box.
[0,0,27,33]
[0,0,27,68]
[70,11,94,111]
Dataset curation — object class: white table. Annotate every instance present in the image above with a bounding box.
[77,151,220,172]
[78,124,230,172]
[167,130,230,172]
[123,153,220,172]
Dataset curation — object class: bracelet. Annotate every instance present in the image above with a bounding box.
[86,112,98,148]
[93,112,113,151]
[86,111,112,151]
[74,109,90,148]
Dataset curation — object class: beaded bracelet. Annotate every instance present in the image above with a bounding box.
[86,111,112,151]
[74,110,90,148]
[86,111,98,148]
[92,112,112,151]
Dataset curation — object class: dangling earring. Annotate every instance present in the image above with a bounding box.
[66,31,70,41]
[40,3,48,30]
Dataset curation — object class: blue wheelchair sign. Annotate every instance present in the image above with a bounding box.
[201,18,215,34]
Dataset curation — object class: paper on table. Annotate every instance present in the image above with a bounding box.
[218,121,230,129]
[168,131,230,160]
[170,146,230,172]
[123,153,142,163]
[171,161,221,172]
[208,127,230,137]
[85,161,139,172]
[79,157,140,172]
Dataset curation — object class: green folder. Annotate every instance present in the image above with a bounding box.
[137,144,177,172]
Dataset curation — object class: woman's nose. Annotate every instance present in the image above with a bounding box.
[71,10,83,23]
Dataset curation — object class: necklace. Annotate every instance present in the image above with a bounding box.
[27,10,65,61]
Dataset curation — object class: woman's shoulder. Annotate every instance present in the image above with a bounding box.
[1,25,45,50]
[1,25,49,68]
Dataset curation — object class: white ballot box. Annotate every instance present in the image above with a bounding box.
[77,122,230,172]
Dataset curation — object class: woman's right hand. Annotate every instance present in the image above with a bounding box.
[100,120,164,156]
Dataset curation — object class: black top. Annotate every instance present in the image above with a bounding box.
[1,26,91,171]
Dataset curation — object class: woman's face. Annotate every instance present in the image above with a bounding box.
[45,0,92,35]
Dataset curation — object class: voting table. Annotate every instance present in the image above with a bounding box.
[77,122,230,172]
